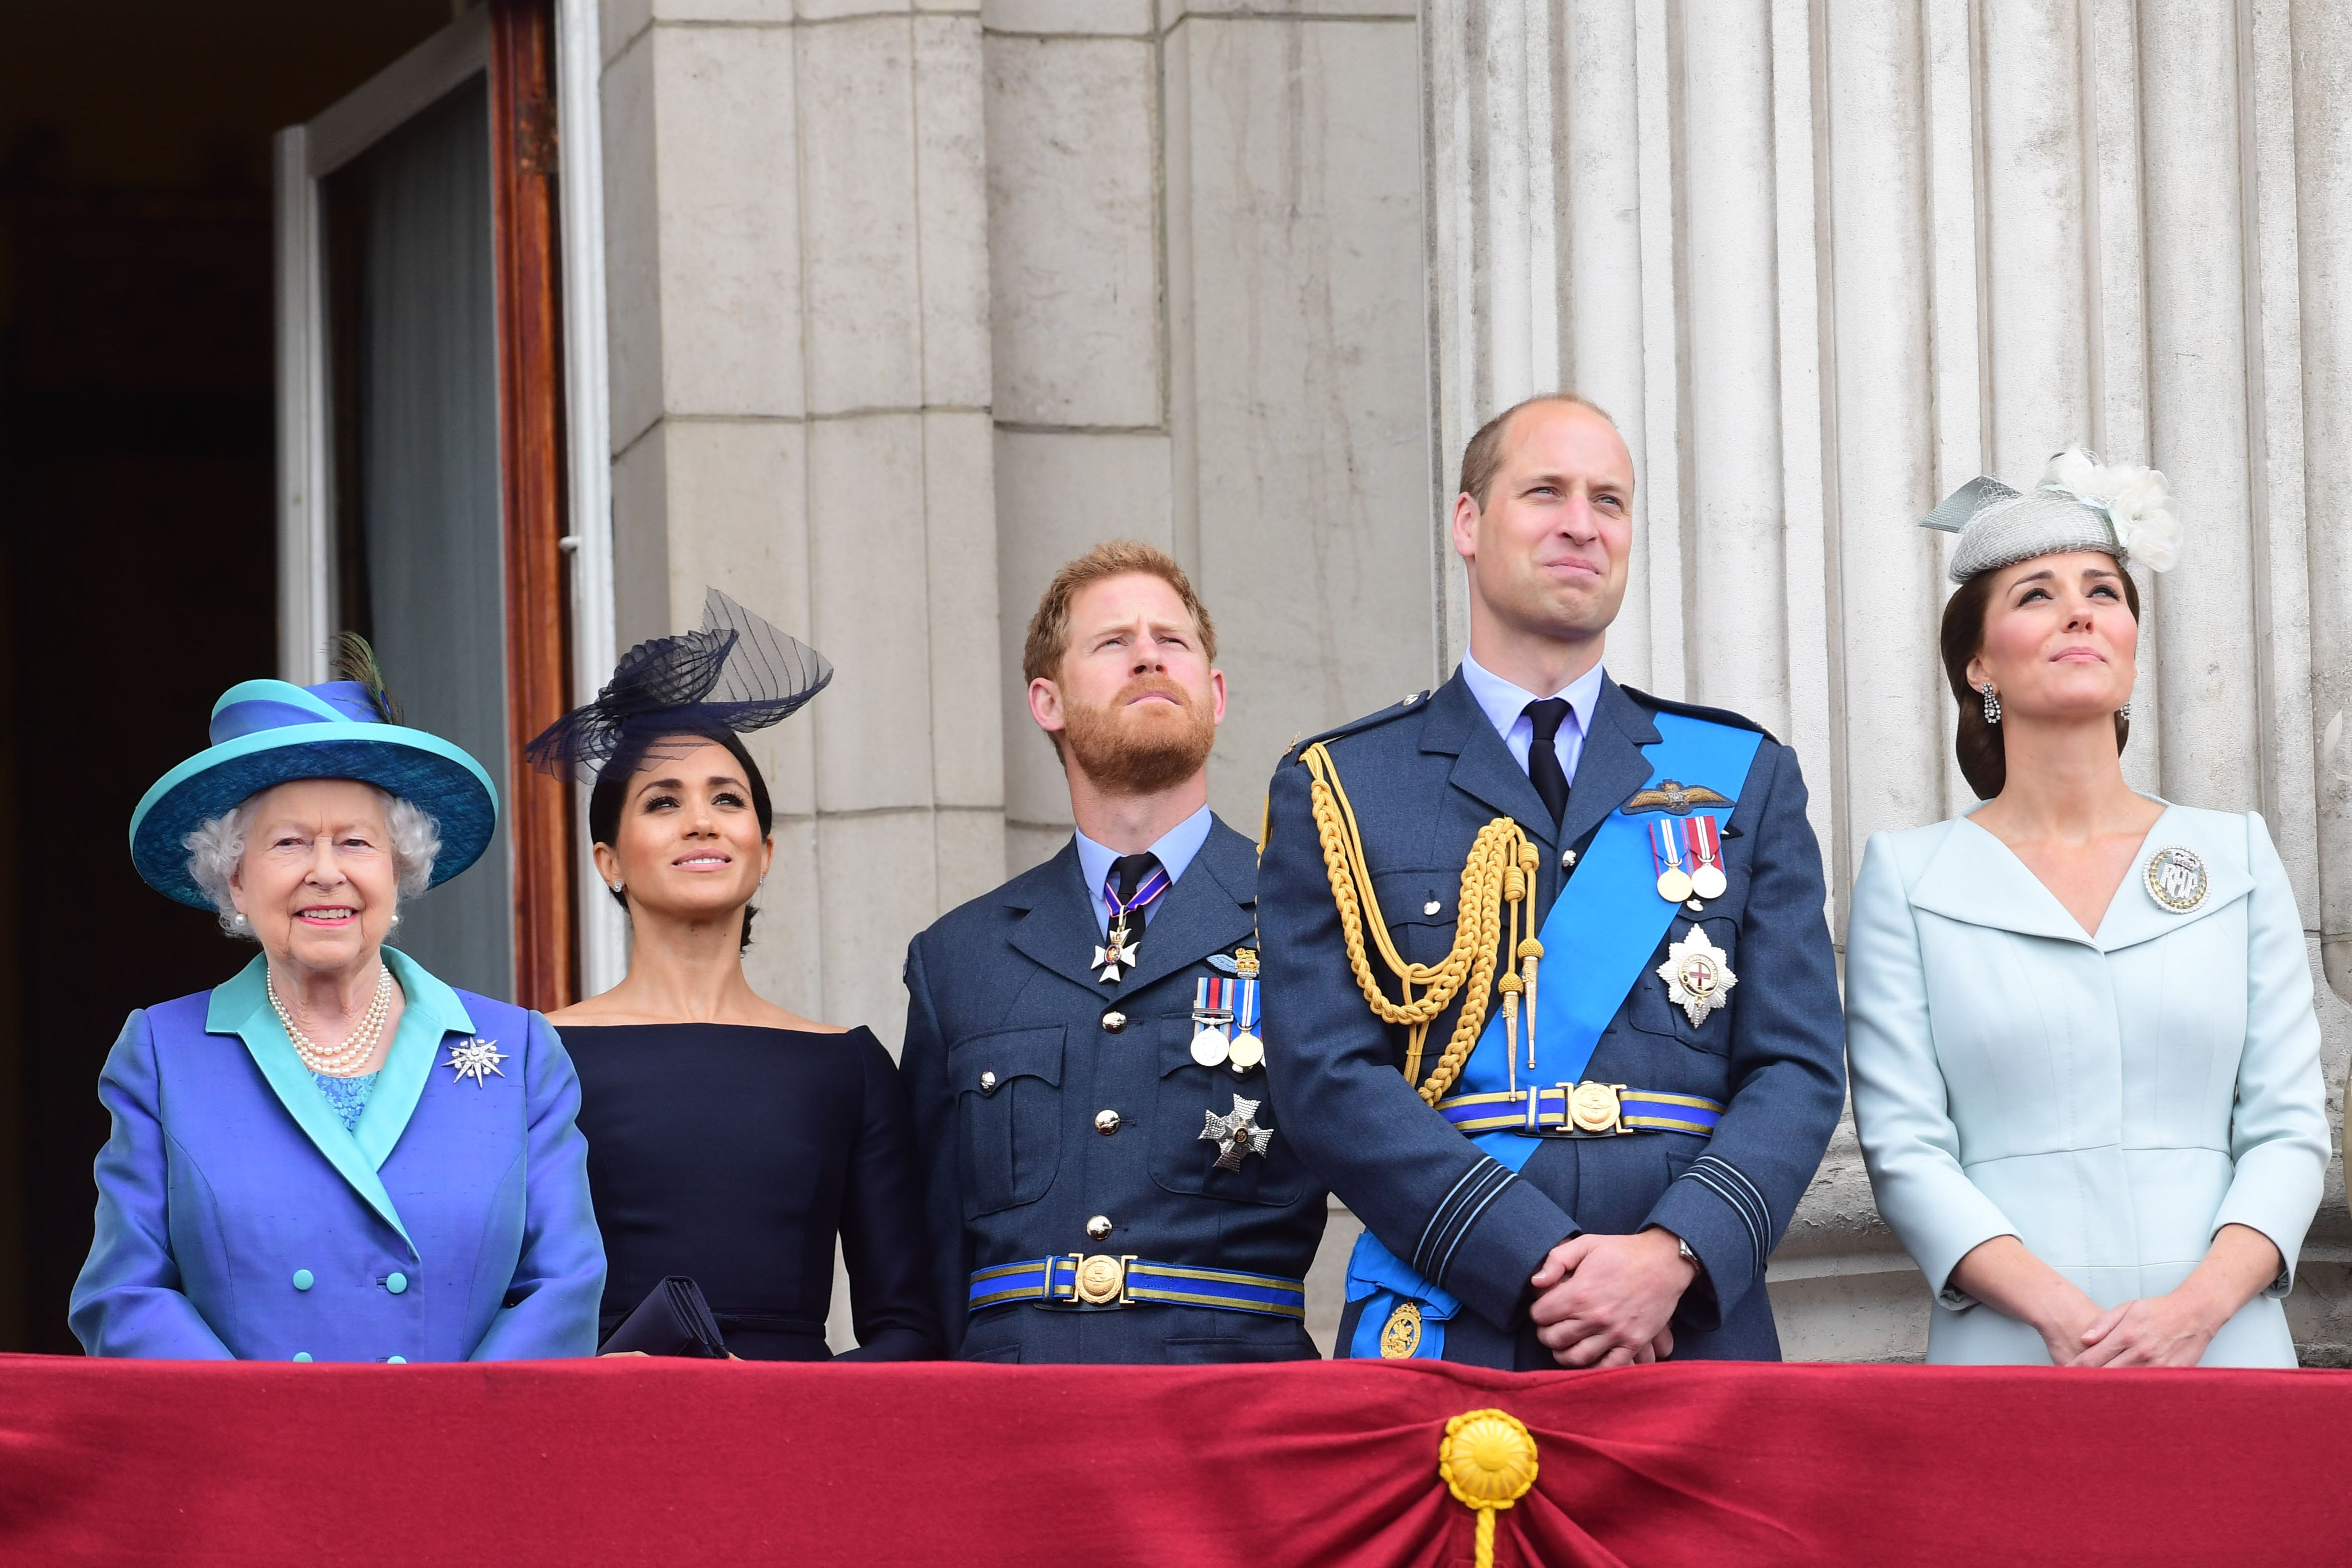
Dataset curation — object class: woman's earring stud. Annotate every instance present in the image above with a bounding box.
[1980,684,2001,725]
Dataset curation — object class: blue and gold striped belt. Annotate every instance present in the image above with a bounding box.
[968,1255,1306,1320]
[1435,1081,1726,1137]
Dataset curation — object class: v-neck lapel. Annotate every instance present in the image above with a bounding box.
[353,946,476,1172]
[1910,805,2251,953]
[1422,675,1559,847]
[1007,840,1129,999]
[1556,678,1661,855]
[206,956,413,1251]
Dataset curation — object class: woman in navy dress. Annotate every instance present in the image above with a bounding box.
[531,590,939,1360]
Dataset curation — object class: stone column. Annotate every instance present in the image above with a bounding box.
[599,0,1004,1040]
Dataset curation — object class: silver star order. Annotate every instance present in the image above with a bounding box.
[1656,923,1738,1028]
[444,1036,507,1087]
[1200,1094,1275,1171]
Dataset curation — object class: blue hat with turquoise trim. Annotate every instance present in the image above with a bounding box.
[129,678,499,909]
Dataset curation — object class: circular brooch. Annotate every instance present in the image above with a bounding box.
[2144,845,2209,913]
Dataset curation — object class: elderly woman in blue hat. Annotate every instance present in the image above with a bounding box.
[71,643,605,1361]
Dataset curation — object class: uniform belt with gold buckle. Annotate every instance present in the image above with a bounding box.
[966,1256,1307,1319]
[1434,1082,1726,1138]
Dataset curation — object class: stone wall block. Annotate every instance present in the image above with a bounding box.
[798,17,927,414]
[816,811,941,1052]
[609,415,673,655]
[991,429,1174,838]
[1165,17,1432,829]
[807,413,938,811]
[652,417,821,819]
[984,33,1161,427]
[922,410,1006,809]
[741,815,824,1019]
[931,805,1009,918]
[984,0,1152,33]
[914,15,994,408]
[601,33,663,452]
[646,26,806,421]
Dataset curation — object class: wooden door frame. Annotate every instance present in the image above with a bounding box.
[489,0,574,1011]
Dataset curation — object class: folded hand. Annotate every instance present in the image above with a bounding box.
[1527,1228,1694,1369]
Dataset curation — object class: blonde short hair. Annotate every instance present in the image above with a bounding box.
[1020,541,1218,686]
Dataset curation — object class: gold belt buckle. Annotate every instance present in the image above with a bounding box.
[1567,1081,1628,1135]
[1065,1252,1136,1306]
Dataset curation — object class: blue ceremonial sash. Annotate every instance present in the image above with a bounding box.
[1341,711,1765,1359]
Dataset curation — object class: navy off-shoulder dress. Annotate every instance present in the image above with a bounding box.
[562,1023,942,1360]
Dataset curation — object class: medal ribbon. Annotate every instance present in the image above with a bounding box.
[1102,864,1171,927]
[1648,819,1684,879]
[1342,711,1765,1360]
[1234,977,1259,1034]
[1689,814,1721,874]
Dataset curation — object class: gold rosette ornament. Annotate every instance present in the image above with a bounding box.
[1438,1408,1539,1568]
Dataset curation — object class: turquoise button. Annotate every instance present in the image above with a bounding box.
[292,1270,313,1291]
[385,1272,407,1295]
[386,1356,407,1365]
[292,1353,312,1363]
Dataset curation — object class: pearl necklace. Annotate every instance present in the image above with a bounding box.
[268,964,393,1077]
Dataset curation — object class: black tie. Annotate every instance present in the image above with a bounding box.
[1523,699,1572,827]
[1110,852,1163,933]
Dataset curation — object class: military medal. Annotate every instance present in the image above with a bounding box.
[1687,814,1728,901]
[1379,1300,1423,1359]
[1191,976,1235,1067]
[2144,845,2208,913]
[1228,954,1264,1072]
[1201,1094,1274,1171]
[1093,861,1170,983]
[1656,923,1737,1027]
[1649,819,1694,904]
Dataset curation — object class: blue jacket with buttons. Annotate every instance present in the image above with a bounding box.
[1256,671,1844,1365]
[71,948,606,1362]
[901,817,1329,1363]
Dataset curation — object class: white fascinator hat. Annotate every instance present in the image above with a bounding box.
[1919,447,2183,582]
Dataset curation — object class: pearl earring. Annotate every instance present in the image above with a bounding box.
[1979,684,2001,726]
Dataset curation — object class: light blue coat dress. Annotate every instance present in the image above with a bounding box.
[1846,803,2329,1366]
[71,948,606,1362]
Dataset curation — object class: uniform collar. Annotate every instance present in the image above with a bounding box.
[1072,802,1215,918]
[1458,648,1607,749]
[205,947,480,1255]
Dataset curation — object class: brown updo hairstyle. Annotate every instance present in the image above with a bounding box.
[1939,560,2139,800]
[587,726,774,952]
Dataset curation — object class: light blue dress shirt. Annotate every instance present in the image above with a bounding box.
[1073,803,1215,936]
[1457,650,1608,788]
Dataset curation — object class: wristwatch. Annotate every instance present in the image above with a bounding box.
[1675,1235,1700,1272]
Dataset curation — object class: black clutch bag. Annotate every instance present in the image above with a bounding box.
[599,1276,730,1358]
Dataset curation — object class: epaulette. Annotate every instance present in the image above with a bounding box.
[1279,688,1435,765]
[1617,683,1780,746]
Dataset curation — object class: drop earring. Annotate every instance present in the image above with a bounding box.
[1980,684,2001,725]
[2119,701,2132,721]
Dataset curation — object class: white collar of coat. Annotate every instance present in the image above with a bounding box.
[1907,800,2256,953]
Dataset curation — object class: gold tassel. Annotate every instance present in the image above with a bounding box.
[1439,1408,1539,1568]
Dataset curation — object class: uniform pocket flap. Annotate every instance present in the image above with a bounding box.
[1370,865,1459,927]
[948,1025,1064,1096]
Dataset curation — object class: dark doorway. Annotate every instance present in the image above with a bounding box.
[0,0,454,1353]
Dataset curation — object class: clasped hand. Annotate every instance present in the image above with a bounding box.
[2042,1286,2223,1369]
[1526,1227,1696,1368]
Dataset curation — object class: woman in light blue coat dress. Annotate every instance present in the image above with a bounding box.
[1847,451,2328,1368]
[71,641,605,1361]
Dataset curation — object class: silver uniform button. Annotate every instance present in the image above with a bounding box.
[1095,1109,1122,1135]
[1086,1214,1114,1240]
[979,1070,998,1092]
[1562,847,1578,870]
[1101,1010,1126,1034]
[1422,898,1441,916]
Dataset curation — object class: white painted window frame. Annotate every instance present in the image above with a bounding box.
[271,0,624,994]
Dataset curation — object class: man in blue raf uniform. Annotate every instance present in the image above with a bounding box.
[1259,395,1843,1369]
[903,543,1327,1362]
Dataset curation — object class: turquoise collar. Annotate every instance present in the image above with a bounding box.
[206,947,478,1255]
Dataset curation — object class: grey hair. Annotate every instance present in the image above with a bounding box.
[183,787,441,938]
